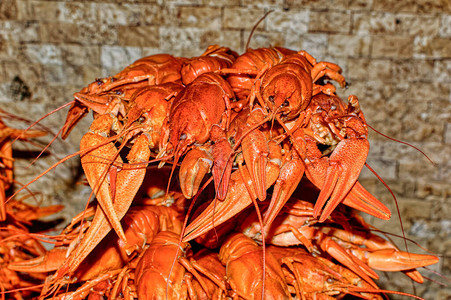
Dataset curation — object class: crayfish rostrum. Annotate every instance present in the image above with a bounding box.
[2,41,440,300]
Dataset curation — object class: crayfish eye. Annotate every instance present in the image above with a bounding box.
[180,133,187,140]
[282,100,289,107]
[326,277,334,283]
[138,116,146,123]
[268,96,275,103]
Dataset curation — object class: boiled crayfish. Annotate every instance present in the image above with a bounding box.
[5,38,440,300]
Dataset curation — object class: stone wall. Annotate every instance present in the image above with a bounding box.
[0,0,450,298]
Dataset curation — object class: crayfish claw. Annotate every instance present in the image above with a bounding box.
[313,138,369,222]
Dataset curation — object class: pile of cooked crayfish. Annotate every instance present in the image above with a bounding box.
[3,45,440,299]
[0,112,65,299]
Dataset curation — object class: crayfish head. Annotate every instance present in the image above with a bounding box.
[262,72,311,120]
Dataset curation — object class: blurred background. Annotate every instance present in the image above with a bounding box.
[0,0,449,298]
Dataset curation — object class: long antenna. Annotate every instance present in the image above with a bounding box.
[245,10,274,51]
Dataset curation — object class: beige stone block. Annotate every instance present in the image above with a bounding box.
[202,0,240,6]
[23,44,62,65]
[428,97,451,124]
[327,34,370,58]
[354,12,439,36]
[27,83,64,104]
[417,181,451,199]
[414,36,451,59]
[0,62,6,82]
[372,35,413,58]
[39,22,81,44]
[159,27,201,55]
[431,219,451,251]
[371,0,417,13]
[0,82,12,102]
[78,23,118,45]
[344,58,370,81]
[395,14,440,36]
[376,96,446,143]
[402,122,444,143]
[439,15,451,37]
[433,59,451,82]
[416,0,451,13]
[28,1,63,21]
[62,2,98,24]
[243,30,285,50]
[62,63,101,87]
[118,26,159,47]
[352,12,396,35]
[390,59,434,82]
[15,0,32,20]
[6,61,42,86]
[398,161,437,182]
[223,7,265,30]
[0,0,18,20]
[337,80,366,99]
[407,82,450,101]
[178,6,221,30]
[308,11,351,34]
[342,58,391,82]
[446,122,451,144]
[367,59,392,80]
[166,0,202,4]
[0,20,39,43]
[241,0,284,6]
[265,10,309,34]
[31,2,98,24]
[357,82,395,112]
[60,45,100,67]
[348,0,373,10]
[141,5,177,26]
[98,3,141,26]
[286,0,347,10]
[43,64,65,84]
[284,33,328,59]
[100,46,142,77]
[199,30,241,53]
[79,24,118,46]
[399,198,433,220]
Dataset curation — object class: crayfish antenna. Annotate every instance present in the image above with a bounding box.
[365,162,410,255]
[7,102,73,163]
[366,122,437,166]
[245,10,274,51]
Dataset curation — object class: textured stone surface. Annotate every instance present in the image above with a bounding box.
[308,11,352,34]
[371,0,418,13]
[223,7,265,29]
[414,36,451,59]
[0,2,449,298]
[178,6,222,29]
[372,35,414,58]
[286,0,348,10]
[265,9,309,34]
[327,34,371,58]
